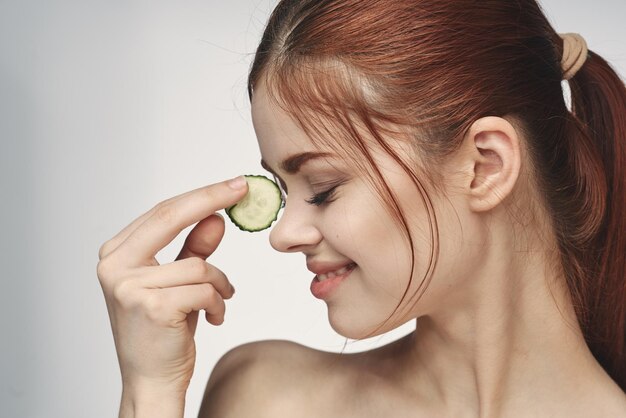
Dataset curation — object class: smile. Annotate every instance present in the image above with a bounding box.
[317,262,357,282]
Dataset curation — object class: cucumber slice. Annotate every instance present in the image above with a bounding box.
[225,175,283,232]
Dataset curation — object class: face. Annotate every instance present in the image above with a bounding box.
[251,83,479,339]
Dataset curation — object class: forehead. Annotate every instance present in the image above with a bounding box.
[250,82,418,177]
[251,84,318,163]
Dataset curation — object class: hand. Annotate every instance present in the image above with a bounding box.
[96,176,248,394]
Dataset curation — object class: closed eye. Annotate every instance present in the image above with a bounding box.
[305,183,342,206]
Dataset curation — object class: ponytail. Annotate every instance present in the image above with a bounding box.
[249,0,626,390]
[566,48,626,390]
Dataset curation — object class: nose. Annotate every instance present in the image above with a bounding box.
[269,200,322,253]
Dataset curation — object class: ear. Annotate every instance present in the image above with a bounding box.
[461,116,522,213]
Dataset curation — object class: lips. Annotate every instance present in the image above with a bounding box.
[316,263,356,282]
[306,260,356,276]
[309,262,356,299]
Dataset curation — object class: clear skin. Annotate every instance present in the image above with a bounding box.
[97,177,247,417]
[97,77,626,417]
[250,82,626,417]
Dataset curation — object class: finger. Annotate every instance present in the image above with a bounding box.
[136,257,234,300]
[99,207,157,259]
[99,193,188,260]
[157,283,227,325]
[175,213,225,261]
[112,176,248,267]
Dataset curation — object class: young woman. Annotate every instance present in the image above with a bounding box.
[97,1,626,417]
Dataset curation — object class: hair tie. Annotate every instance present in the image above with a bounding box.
[559,33,588,80]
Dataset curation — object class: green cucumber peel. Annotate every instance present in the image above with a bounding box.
[225,174,283,232]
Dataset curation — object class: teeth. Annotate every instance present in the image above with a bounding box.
[317,264,354,282]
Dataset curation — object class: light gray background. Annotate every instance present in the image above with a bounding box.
[1,1,624,417]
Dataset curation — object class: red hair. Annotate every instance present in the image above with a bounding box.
[248,0,626,389]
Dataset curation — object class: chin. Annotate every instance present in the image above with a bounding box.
[328,311,397,340]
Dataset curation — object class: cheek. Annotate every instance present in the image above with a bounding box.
[381,185,442,303]
[327,191,393,247]
[398,192,482,315]
[330,192,414,295]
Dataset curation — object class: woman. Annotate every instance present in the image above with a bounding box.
[97,0,626,416]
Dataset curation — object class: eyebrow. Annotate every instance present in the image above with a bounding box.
[260,152,334,175]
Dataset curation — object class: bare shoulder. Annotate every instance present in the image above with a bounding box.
[196,334,427,418]
[197,339,333,418]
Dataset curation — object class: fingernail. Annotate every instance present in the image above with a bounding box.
[230,284,236,295]
[227,175,247,190]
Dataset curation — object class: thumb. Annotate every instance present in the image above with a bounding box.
[175,213,225,261]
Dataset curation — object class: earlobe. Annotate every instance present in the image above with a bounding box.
[465,116,522,213]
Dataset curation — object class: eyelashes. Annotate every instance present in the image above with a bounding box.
[305,184,341,206]
[272,174,343,207]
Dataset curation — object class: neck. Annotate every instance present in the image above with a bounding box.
[395,239,617,417]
